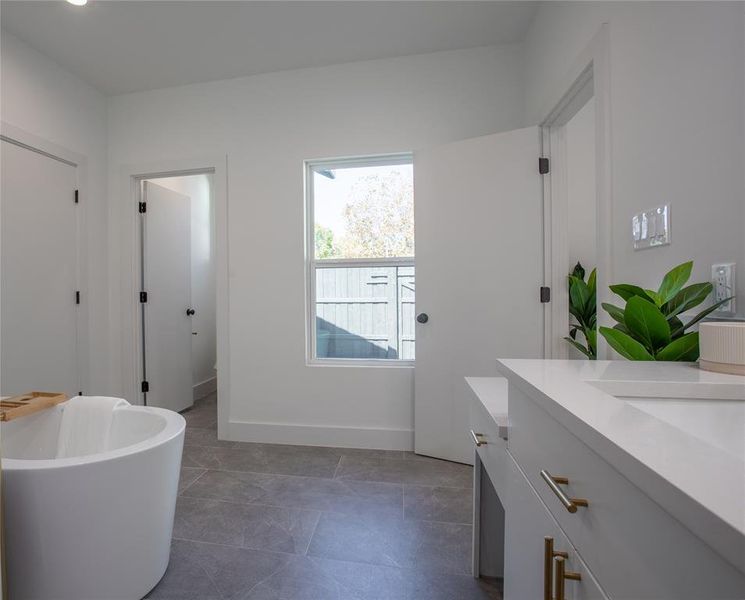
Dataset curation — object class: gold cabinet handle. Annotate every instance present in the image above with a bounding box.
[470,429,486,447]
[554,556,581,600]
[543,537,568,600]
[540,470,589,514]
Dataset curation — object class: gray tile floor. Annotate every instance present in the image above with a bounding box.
[145,394,502,600]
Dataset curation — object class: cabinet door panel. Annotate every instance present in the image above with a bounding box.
[503,450,607,600]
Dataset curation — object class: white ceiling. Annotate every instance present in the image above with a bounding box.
[0,1,538,95]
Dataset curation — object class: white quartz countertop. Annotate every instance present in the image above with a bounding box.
[495,359,745,575]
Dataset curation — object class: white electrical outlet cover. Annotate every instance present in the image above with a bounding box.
[711,263,736,314]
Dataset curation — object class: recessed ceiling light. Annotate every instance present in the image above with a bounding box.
[66,0,88,6]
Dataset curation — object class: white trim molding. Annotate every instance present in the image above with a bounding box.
[116,154,230,440]
[539,24,613,360]
[304,153,415,366]
[228,419,414,451]
[193,376,217,401]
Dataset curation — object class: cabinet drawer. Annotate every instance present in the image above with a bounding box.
[503,450,607,600]
[508,383,745,599]
[469,391,507,489]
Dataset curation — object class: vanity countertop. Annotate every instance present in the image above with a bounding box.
[495,359,745,574]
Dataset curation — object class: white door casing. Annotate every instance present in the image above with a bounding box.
[141,180,193,412]
[414,127,545,464]
[1,139,80,397]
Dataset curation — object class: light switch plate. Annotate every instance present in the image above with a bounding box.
[711,263,736,314]
[633,204,671,250]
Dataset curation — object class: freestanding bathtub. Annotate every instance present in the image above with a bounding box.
[1,399,185,600]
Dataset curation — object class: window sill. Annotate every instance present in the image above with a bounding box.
[307,358,414,369]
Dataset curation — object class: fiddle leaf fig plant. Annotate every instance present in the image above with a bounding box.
[599,261,732,361]
[565,262,597,360]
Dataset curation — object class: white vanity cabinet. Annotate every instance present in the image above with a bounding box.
[469,363,745,600]
[502,449,606,600]
[507,381,745,600]
[468,377,606,600]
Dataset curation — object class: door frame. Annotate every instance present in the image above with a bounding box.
[117,155,229,437]
[539,25,613,359]
[1,121,90,394]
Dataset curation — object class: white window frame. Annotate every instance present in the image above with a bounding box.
[305,153,415,367]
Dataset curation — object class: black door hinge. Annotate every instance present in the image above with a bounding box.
[139,201,147,213]
[540,286,551,303]
[74,189,79,204]
[539,157,550,174]
[75,291,81,305]
[140,291,148,303]
[141,381,149,393]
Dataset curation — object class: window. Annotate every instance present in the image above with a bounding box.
[306,155,415,362]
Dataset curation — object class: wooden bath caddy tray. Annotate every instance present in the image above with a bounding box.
[0,392,68,422]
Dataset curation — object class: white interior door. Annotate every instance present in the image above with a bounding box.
[1,139,80,397]
[414,127,545,464]
[142,180,193,412]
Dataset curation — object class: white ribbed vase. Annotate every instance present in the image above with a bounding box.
[699,322,745,376]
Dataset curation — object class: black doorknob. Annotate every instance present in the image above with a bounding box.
[416,313,429,324]
[186,308,196,316]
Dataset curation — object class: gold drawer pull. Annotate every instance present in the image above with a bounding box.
[540,470,588,514]
[554,556,581,600]
[543,537,568,600]
[470,429,486,447]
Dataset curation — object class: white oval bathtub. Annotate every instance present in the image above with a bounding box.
[1,400,185,600]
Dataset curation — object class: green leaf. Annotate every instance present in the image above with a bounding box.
[613,323,631,335]
[571,262,586,280]
[657,261,693,305]
[624,296,671,351]
[669,316,685,339]
[609,284,654,303]
[655,332,699,362]
[599,327,655,360]
[584,292,597,323]
[663,283,712,318]
[585,327,597,358]
[645,289,663,307]
[564,337,592,358]
[682,297,735,331]
[587,269,597,295]
[602,303,626,325]
[570,278,591,314]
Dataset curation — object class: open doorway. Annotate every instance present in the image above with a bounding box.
[540,27,612,360]
[138,172,216,415]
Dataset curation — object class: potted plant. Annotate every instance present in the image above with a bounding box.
[565,262,597,359]
[599,261,732,361]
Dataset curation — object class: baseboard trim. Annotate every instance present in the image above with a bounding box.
[193,376,217,401]
[227,419,414,451]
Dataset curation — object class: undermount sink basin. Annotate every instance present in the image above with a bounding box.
[587,378,745,460]
[624,397,745,459]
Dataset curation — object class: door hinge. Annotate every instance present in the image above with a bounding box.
[75,290,81,305]
[74,189,79,204]
[140,291,148,303]
[540,286,551,303]
[539,157,550,175]
[139,201,147,213]
[141,381,149,393]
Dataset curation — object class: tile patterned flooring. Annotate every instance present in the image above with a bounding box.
[145,394,502,600]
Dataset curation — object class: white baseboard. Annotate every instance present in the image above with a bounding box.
[227,419,414,451]
[193,376,217,401]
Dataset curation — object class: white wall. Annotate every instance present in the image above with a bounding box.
[150,174,217,390]
[566,97,597,273]
[108,44,525,448]
[0,32,110,392]
[523,2,745,317]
